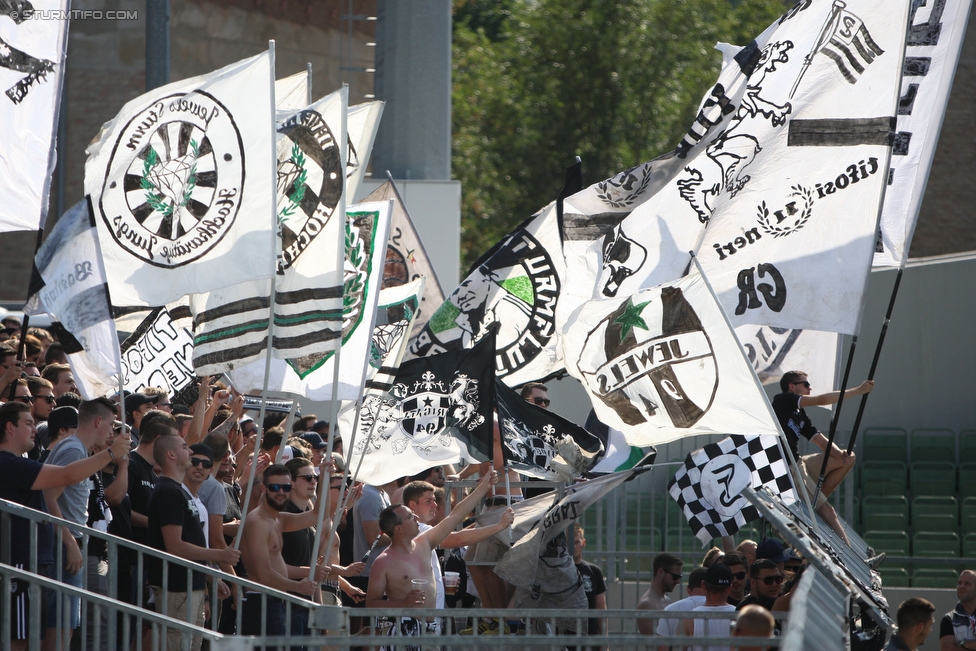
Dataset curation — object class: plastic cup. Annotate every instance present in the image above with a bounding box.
[443,571,460,595]
[410,578,428,604]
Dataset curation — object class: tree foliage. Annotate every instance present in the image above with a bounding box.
[452,0,788,270]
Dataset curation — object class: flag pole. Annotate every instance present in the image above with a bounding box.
[813,335,857,498]
[305,61,312,106]
[789,0,845,99]
[274,398,299,465]
[235,40,278,550]
[690,252,819,525]
[846,266,904,453]
[308,84,350,580]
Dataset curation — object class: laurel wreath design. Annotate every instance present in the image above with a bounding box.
[343,221,366,329]
[141,139,199,217]
[595,163,654,208]
[278,143,308,223]
[757,184,814,238]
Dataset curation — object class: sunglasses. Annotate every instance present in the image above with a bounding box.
[793,380,811,388]
[190,457,214,469]
[531,397,551,407]
[13,395,34,403]
[38,395,56,404]
[297,474,318,483]
[266,483,292,493]
[732,571,747,581]
[667,571,682,581]
[761,575,784,586]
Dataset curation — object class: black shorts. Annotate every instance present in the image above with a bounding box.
[7,564,55,641]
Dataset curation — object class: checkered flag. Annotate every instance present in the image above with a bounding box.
[668,435,797,546]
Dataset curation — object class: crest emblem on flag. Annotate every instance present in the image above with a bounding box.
[357,370,486,456]
[577,287,717,428]
[414,229,559,379]
[275,108,343,272]
[97,91,245,267]
[669,434,797,545]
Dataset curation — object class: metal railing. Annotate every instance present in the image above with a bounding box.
[0,497,344,649]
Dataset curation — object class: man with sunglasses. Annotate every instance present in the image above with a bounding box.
[239,464,326,637]
[772,370,874,544]
[737,560,782,612]
[520,382,551,409]
[637,553,683,634]
[722,552,748,607]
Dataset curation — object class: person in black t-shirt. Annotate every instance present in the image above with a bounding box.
[573,524,607,647]
[772,370,873,543]
[147,431,240,651]
[0,402,130,651]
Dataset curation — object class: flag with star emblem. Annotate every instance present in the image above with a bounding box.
[562,269,780,447]
[495,378,604,482]
[345,330,496,486]
[669,434,798,546]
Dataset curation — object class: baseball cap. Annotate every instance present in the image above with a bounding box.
[280,445,295,462]
[311,420,330,434]
[756,538,790,564]
[705,563,733,586]
[47,406,78,434]
[124,392,158,415]
[189,443,214,461]
[300,432,328,450]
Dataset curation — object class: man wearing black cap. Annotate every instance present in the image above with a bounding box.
[299,432,328,466]
[124,392,159,441]
[680,564,737,650]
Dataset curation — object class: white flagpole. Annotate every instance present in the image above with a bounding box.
[274,398,299,465]
[689,252,819,527]
[305,62,313,106]
[235,40,278,550]
[308,84,350,580]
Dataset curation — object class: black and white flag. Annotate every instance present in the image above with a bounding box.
[495,379,603,482]
[346,330,496,486]
[0,0,68,233]
[24,200,120,399]
[668,434,798,546]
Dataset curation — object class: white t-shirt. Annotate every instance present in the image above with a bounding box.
[183,484,210,547]
[418,523,445,609]
[690,603,736,651]
[657,594,707,637]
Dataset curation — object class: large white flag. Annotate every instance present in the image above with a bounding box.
[190,87,348,373]
[691,0,908,334]
[563,270,780,448]
[86,51,276,307]
[345,101,384,200]
[363,179,446,340]
[735,325,838,391]
[874,0,973,267]
[24,201,120,399]
[275,70,309,111]
[221,201,393,398]
[0,0,68,233]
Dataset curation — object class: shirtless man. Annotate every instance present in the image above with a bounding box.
[239,463,327,636]
[637,553,683,635]
[366,470,500,640]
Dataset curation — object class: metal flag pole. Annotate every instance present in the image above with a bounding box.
[813,336,857,498]
[306,61,313,106]
[690,252,819,525]
[274,398,299,465]
[847,267,904,453]
[308,85,350,580]
[235,39,278,550]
